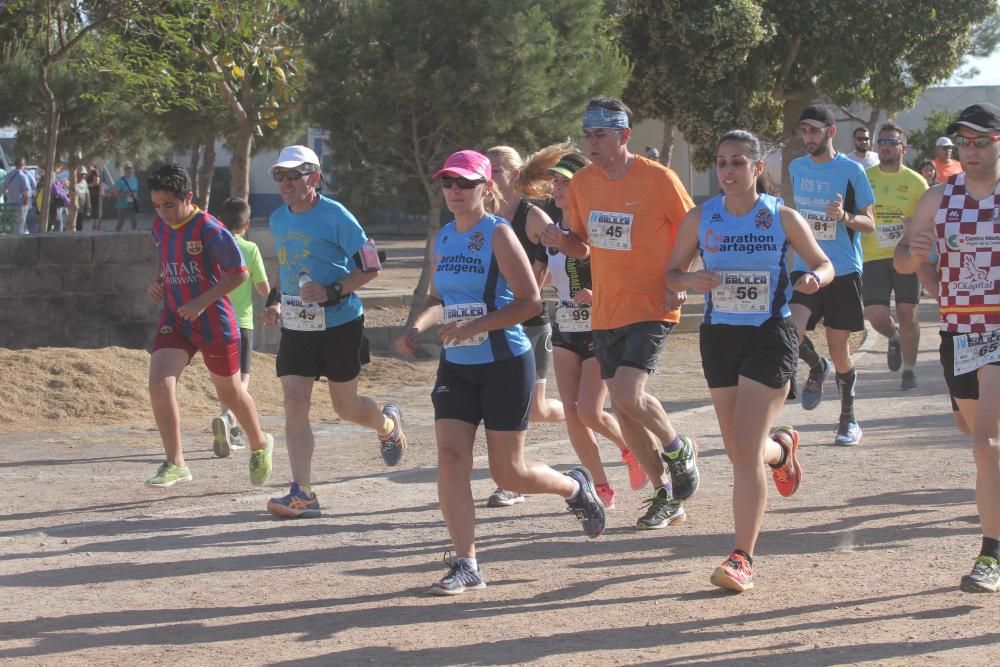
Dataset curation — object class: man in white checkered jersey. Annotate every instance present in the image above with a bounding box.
[895,102,1000,593]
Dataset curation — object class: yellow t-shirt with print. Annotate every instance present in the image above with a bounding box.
[862,165,927,262]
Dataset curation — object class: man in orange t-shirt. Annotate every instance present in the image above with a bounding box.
[933,136,964,183]
[542,96,700,530]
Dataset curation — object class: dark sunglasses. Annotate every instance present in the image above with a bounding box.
[954,135,1000,149]
[272,169,313,182]
[856,136,871,142]
[440,176,483,190]
[877,138,903,146]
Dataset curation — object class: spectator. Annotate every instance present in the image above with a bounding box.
[75,167,90,231]
[87,163,103,230]
[918,160,937,187]
[933,136,963,184]
[3,158,32,234]
[113,162,139,231]
[644,146,661,161]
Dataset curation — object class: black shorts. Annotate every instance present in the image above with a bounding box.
[790,271,865,332]
[276,316,371,383]
[700,317,798,389]
[523,323,552,381]
[551,324,595,361]
[238,327,254,374]
[939,331,1000,401]
[592,321,673,380]
[432,351,535,431]
[862,258,920,307]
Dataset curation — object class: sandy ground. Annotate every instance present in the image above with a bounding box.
[1,251,997,665]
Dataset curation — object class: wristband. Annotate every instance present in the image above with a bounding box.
[804,271,820,284]
[265,287,280,308]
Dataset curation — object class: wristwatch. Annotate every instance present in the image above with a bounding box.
[325,282,344,306]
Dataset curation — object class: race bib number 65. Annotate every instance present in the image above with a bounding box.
[953,330,1000,376]
[588,210,633,251]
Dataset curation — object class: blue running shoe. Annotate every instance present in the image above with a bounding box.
[801,358,830,411]
[267,482,321,518]
[833,417,862,447]
[565,466,606,538]
[379,403,407,466]
[430,554,486,596]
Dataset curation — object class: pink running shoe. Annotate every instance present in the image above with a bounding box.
[595,483,616,510]
[621,449,648,491]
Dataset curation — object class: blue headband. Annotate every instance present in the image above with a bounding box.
[583,106,629,130]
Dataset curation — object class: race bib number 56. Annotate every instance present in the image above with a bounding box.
[953,330,1000,376]
[711,271,771,314]
[443,302,488,348]
[588,210,633,250]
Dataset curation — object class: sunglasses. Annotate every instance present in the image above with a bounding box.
[856,136,871,142]
[272,168,314,182]
[877,138,903,146]
[440,176,484,190]
[954,135,1000,149]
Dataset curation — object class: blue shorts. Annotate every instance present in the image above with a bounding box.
[431,351,535,431]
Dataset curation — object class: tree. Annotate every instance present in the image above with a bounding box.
[907,109,959,167]
[300,0,630,325]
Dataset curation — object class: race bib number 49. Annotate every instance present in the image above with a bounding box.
[588,210,633,251]
[953,330,1000,376]
[711,271,771,314]
[803,209,836,241]
[556,300,591,332]
[280,294,326,331]
[443,302,488,348]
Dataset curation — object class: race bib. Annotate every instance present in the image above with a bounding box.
[953,330,1000,376]
[556,300,592,332]
[443,302,488,348]
[711,271,771,314]
[280,293,326,331]
[802,209,836,241]
[588,210,633,251]
[876,222,905,248]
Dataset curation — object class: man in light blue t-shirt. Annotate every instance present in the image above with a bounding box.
[788,105,876,447]
[3,158,32,234]
[113,162,139,231]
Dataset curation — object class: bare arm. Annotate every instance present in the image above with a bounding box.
[780,207,834,293]
[395,284,445,355]
[298,264,380,304]
[254,279,271,297]
[177,269,248,321]
[665,206,719,292]
[894,185,942,274]
[525,205,553,245]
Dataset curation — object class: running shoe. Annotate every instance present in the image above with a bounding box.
[960,556,1000,593]
[212,415,232,459]
[486,488,525,507]
[230,425,247,450]
[379,403,407,466]
[565,466,606,538]
[249,433,274,486]
[636,487,686,529]
[145,461,193,488]
[887,334,902,372]
[621,448,648,491]
[267,482,321,518]
[430,554,486,596]
[661,435,700,501]
[769,426,802,497]
[710,551,754,592]
[595,483,616,510]
[901,370,917,390]
[834,418,862,447]
[801,358,830,411]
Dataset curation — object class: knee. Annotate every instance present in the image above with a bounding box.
[576,404,603,431]
[283,395,310,421]
[973,438,1000,468]
[148,377,173,400]
[438,444,472,474]
[562,400,581,423]
[488,458,526,490]
[608,387,641,417]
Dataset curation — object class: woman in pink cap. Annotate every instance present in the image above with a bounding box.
[397,149,606,596]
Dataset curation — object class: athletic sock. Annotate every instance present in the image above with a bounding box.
[902,363,916,372]
[981,537,1000,562]
[768,437,789,469]
[663,435,683,453]
[734,549,753,565]
[799,336,823,373]
[836,368,857,421]
[299,482,313,495]
[567,478,581,500]
[456,556,478,572]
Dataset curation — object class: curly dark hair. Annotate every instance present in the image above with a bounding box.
[147,164,192,198]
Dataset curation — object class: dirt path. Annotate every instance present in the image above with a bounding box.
[1,310,997,664]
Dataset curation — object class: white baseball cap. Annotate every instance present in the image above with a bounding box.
[270,145,320,175]
[935,136,954,148]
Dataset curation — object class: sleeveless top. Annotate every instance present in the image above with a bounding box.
[935,173,1000,333]
[510,198,550,326]
[699,193,791,326]
[433,214,532,364]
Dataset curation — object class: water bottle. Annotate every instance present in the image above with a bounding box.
[298,270,314,304]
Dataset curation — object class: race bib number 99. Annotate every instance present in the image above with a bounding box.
[280,294,326,331]
[803,209,836,241]
[588,210,633,251]
[953,330,1000,376]
[556,300,591,332]
[711,271,771,314]
[443,302,488,348]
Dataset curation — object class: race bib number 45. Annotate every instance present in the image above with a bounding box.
[556,300,591,332]
[953,330,1000,376]
[280,294,326,331]
[443,302,488,348]
[803,209,836,241]
[711,271,771,314]
[588,210,633,251]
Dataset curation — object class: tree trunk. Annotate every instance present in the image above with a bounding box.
[660,117,676,167]
[198,138,216,210]
[39,60,60,234]
[188,143,201,204]
[230,123,253,200]
[405,201,442,329]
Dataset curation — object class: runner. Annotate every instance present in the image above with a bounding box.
[211,197,270,457]
[788,104,875,447]
[396,149,605,596]
[143,164,274,488]
[895,102,1000,593]
[483,145,565,509]
[541,96,700,529]
[862,122,928,390]
[666,129,834,592]
[262,145,405,518]
[523,144,649,509]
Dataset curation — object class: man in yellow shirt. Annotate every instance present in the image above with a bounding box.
[863,122,928,389]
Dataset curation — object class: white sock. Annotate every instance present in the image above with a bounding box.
[567,478,581,500]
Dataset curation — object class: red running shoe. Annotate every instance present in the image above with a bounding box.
[710,551,754,592]
[769,425,802,497]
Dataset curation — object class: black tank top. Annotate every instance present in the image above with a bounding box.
[510,198,549,326]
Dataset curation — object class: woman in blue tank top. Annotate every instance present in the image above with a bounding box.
[395,150,606,596]
[666,130,834,593]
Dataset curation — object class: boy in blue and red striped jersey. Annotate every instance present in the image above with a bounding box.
[144,163,274,488]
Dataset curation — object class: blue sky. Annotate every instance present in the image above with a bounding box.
[950,50,1000,86]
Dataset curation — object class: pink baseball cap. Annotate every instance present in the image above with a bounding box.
[432,150,491,181]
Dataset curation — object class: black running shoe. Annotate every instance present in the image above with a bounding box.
[661,435,700,501]
[801,358,830,411]
[887,334,902,372]
[636,487,686,529]
[565,466,605,538]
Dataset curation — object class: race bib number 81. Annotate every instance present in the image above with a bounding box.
[443,302,488,348]
[588,210,633,250]
[803,209,836,241]
[953,330,1000,376]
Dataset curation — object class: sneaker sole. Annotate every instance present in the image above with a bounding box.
[960,577,1000,593]
[429,581,486,596]
[266,501,320,518]
[666,437,700,502]
[772,428,802,497]
[145,473,193,488]
[636,511,687,530]
[249,437,274,486]
[212,417,231,459]
[710,567,753,592]
[487,496,526,508]
[834,427,863,447]
[380,404,406,466]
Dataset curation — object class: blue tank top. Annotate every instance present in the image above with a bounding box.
[699,193,792,326]
[434,214,531,364]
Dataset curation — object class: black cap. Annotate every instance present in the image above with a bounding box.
[548,153,587,179]
[798,104,835,128]
[945,103,1000,135]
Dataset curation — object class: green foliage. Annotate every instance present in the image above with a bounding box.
[907,109,959,166]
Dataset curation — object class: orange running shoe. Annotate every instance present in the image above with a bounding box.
[595,483,616,510]
[621,448,648,491]
[710,551,754,592]
[769,425,801,498]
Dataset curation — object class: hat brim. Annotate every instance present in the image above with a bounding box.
[548,166,575,179]
[945,120,1000,135]
[269,160,319,176]
[798,119,830,129]
[432,167,485,181]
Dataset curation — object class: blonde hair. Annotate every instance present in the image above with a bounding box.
[482,180,505,214]
[518,142,584,199]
